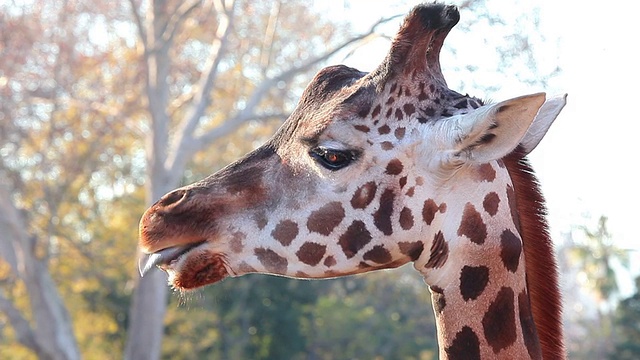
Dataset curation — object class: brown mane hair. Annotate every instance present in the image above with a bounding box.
[504,146,565,359]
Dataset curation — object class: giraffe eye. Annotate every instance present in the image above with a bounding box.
[309,147,357,171]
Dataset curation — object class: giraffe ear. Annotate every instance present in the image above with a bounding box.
[442,93,548,164]
[519,94,567,155]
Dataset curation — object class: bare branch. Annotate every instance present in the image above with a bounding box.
[163,0,203,45]
[0,184,27,274]
[196,111,290,145]
[166,0,236,173]
[239,13,402,117]
[259,0,281,72]
[128,0,147,50]
[163,13,402,176]
[0,291,43,355]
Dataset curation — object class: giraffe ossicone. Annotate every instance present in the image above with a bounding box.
[138,3,567,359]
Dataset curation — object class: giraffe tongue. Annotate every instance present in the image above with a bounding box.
[138,244,199,277]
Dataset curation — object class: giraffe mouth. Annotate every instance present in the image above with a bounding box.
[138,241,205,277]
[138,240,232,290]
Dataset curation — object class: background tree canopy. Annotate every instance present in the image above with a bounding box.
[0,0,637,359]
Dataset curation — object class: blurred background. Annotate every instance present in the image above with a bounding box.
[1,0,638,359]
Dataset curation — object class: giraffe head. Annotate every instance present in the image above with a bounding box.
[138,4,565,294]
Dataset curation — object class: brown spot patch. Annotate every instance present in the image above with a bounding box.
[363,245,392,264]
[395,108,404,120]
[445,326,481,360]
[422,199,438,225]
[371,104,381,118]
[475,163,497,182]
[324,256,337,267]
[385,159,403,175]
[398,241,423,261]
[378,124,391,134]
[483,192,500,216]
[519,290,542,359]
[254,212,268,230]
[230,231,246,253]
[454,99,469,109]
[500,229,522,272]
[307,202,345,236]
[296,242,326,266]
[338,220,372,258]
[425,231,448,269]
[459,265,489,301]
[405,187,415,197]
[271,220,299,246]
[351,181,377,209]
[399,207,414,230]
[354,124,370,132]
[255,248,288,274]
[399,176,407,188]
[403,103,416,117]
[422,199,445,225]
[237,262,257,273]
[374,189,395,235]
[418,83,428,101]
[457,203,487,245]
[482,287,517,354]
[381,141,394,150]
[394,127,406,140]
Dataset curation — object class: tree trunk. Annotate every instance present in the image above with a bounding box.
[123,271,168,360]
[0,185,80,360]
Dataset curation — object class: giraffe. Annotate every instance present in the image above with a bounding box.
[138,3,567,359]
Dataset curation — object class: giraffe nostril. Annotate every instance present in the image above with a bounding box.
[158,189,189,209]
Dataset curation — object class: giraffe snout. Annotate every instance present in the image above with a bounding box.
[138,187,213,254]
[155,188,190,214]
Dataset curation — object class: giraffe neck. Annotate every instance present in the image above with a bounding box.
[413,160,542,359]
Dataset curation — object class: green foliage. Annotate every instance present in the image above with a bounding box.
[161,267,437,359]
[563,215,635,359]
[569,216,631,305]
[609,277,640,360]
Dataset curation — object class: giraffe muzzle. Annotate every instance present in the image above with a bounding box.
[138,242,203,277]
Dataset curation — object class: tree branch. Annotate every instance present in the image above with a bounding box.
[165,12,400,178]
[163,0,203,46]
[166,0,236,174]
[195,13,401,149]
[128,0,147,50]
[0,184,27,274]
[196,111,290,145]
[0,291,43,355]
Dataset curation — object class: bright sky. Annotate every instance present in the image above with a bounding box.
[323,0,640,294]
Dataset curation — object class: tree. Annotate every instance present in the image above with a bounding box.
[123,0,397,358]
[0,1,567,358]
[0,2,142,358]
[609,276,640,359]
[566,216,632,359]
[0,0,396,359]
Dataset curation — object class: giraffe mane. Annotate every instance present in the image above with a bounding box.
[504,146,565,359]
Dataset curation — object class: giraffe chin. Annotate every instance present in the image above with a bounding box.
[164,249,230,290]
